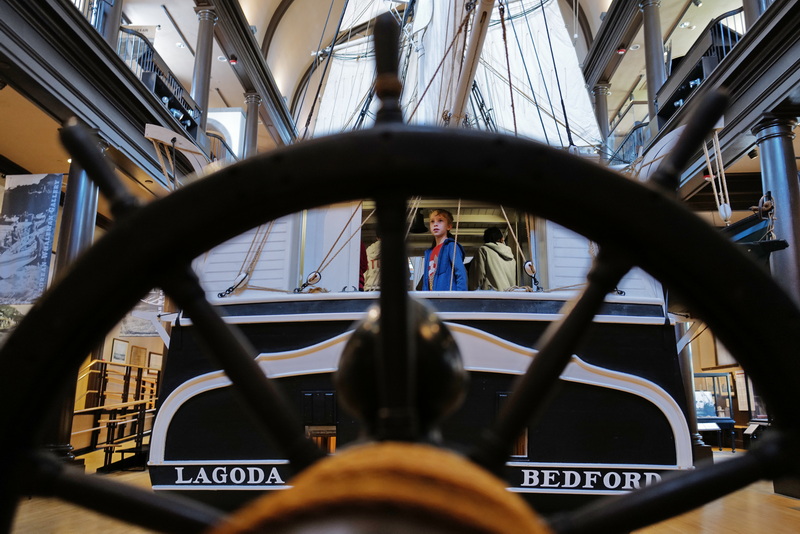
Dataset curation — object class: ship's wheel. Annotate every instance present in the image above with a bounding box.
[2,14,799,534]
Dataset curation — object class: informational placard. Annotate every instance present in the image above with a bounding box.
[734,370,750,411]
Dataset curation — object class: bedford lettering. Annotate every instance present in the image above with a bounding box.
[520,468,662,492]
[175,466,285,485]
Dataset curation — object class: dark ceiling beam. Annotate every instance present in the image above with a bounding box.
[0,153,29,177]
[196,0,297,145]
[582,0,642,89]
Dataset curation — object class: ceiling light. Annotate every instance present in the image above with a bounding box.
[217,55,227,62]
[629,44,641,51]
[692,0,703,6]
[679,21,696,29]
[176,42,186,48]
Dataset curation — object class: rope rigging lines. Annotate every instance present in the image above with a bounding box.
[217,221,286,298]
[296,0,587,148]
[498,2,518,136]
[536,0,575,147]
[702,129,732,225]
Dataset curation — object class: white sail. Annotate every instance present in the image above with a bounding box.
[311,0,600,148]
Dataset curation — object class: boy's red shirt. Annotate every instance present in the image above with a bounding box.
[427,242,444,290]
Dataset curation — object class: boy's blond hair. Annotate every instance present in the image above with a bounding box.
[429,209,454,226]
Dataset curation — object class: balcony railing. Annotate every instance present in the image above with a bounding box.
[117,28,201,137]
[656,8,746,125]
[69,0,104,31]
[69,1,203,143]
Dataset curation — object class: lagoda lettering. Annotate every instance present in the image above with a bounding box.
[174,465,286,485]
[519,467,662,492]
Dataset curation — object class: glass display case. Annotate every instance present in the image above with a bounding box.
[694,372,733,419]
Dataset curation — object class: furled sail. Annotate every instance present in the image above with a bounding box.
[309,0,600,150]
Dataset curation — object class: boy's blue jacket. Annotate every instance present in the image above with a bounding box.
[422,237,468,291]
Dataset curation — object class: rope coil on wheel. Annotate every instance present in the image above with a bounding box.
[211,442,551,534]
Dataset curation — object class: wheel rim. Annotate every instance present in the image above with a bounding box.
[2,122,800,533]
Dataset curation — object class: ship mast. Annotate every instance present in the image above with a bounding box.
[448,0,495,127]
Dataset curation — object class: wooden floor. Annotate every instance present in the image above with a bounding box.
[10,449,800,533]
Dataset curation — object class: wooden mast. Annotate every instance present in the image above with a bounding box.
[448,0,495,127]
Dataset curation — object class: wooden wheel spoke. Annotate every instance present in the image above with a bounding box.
[471,249,631,471]
[548,432,790,533]
[160,266,325,470]
[26,451,224,533]
[374,196,417,440]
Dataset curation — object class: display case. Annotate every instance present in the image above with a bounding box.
[694,372,733,419]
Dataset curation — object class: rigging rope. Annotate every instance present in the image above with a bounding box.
[572,0,579,45]
[217,221,280,297]
[477,60,595,146]
[449,199,462,290]
[406,197,423,238]
[240,222,274,277]
[502,0,549,143]
[336,2,378,131]
[702,130,731,224]
[317,207,376,272]
[713,131,731,216]
[295,0,337,127]
[538,0,574,147]
[301,0,351,140]
[518,2,563,146]
[294,204,376,292]
[500,206,541,290]
[408,11,472,122]
[499,205,524,280]
[315,202,364,273]
[498,2,518,136]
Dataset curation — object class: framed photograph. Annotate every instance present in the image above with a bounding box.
[130,345,147,367]
[148,352,163,374]
[110,338,129,363]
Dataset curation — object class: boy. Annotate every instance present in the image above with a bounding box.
[422,209,467,291]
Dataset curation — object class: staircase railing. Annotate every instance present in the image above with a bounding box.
[72,359,161,471]
[608,121,651,166]
[207,132,241,164]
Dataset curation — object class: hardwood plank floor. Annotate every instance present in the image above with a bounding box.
[636,479,800,533]
[10,450,800,533]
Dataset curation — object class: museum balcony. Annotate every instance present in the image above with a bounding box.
[586,0,799,217]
